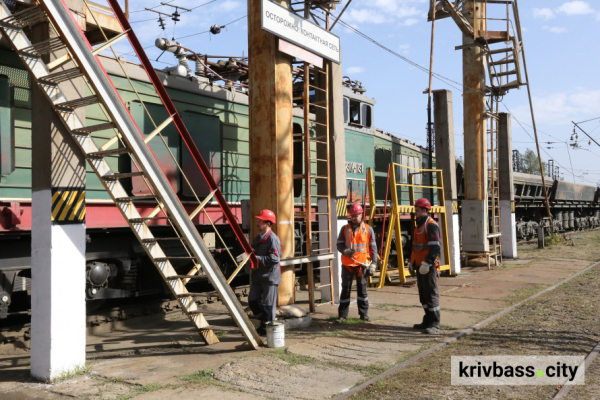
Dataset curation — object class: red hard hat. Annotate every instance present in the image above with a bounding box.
[415,198,431,210]
[255,209,276,224]
[348,203,364,215]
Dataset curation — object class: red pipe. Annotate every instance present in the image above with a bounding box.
[106,0,257,269]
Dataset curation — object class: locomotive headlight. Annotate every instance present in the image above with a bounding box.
[1,295,8,303]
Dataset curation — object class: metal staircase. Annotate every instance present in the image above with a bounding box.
[0,0,262,348]
[293,60,335,313]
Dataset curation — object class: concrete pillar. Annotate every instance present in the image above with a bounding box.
[433,90,460,274]
[461,0,489,252]
[327,58,345,303]
[498,113,517,258]
[248,0,295,305]
[30,0,87,380]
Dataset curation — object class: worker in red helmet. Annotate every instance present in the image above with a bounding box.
[335,202,378,323]
[245,209,282,336]
[409,197,442,334]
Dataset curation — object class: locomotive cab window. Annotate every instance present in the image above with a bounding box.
[343,97,349,123]
[361,104,372,127]
[349,99,361,125]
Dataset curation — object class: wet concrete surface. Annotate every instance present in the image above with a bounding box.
[0,257,592,399]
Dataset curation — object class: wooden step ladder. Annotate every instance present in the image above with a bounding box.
[0,0,262,349]
[293,60,335,313]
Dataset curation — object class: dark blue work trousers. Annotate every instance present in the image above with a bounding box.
[248,282,278,323]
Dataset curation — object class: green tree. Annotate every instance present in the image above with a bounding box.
[519,148,547,176]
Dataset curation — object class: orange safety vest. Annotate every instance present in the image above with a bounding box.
[341,222,371,276]
[411,216,440,268]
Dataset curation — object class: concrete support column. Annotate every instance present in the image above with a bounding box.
[462,0,489,252]
[30,0,87,380]
[433,90,460,274]
[498,113,517,258]
[248,0,295,305]
[323,58,345,303]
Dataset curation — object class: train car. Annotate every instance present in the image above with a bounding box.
[0,42,437,318]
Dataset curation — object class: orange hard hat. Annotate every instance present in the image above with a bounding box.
[255,209,276,224]
[348,203,364,215]
[415,198,431,210]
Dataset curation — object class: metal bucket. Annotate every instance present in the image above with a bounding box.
[266,321,285,348]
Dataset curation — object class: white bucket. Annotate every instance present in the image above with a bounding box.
[266,321,285,348]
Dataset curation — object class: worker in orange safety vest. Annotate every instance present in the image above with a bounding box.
[408,198,442,334]
[335,203,377,323]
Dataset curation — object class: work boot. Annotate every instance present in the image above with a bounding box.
[360,315,371,322]
[335,317,345,324]
[424,326,440,334]
[413,322,429,329]
[256,322,267,336]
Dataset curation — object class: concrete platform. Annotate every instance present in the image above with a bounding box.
[0,257,594,399]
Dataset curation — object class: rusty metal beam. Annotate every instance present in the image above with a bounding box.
[248,0,295,305]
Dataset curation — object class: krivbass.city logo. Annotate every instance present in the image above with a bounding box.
[451,356,585,385]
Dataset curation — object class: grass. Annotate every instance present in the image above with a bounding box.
[327,316,367,324]
[180,368,215,385]
[48,362,93,384]
[262,347,317,366]
[545,233,565,246]
[115,383,172,400]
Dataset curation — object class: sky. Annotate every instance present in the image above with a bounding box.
[106,0,600,186]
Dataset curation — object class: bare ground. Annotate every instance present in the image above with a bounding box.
[350,262,600,399]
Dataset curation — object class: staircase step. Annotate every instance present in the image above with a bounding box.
[88,147,129,158]
[0,6,46,28]
[491,70,516,78]
[199,325,240,332]
[115,195,156,202]
[39,67,83,84]
[142,237,182,243]
[19,36,65,57]
[129,217,170,223]
[165,274,207,280]
[154,256,196,262]
[102,171,145,181]
[56,95,100,110]
[74,122,116,134]
[488,47,513,55]
[490,59,515,66]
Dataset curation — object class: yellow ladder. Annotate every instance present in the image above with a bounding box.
[376,163,451,288]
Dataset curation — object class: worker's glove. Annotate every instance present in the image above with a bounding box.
[419,261,431,275]
[368,262,377,276]
[342,249,355,258]
[235,253,247,264]
[407,262,415,275]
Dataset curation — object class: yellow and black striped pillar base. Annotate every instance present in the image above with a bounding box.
[337,197,348,218]
[51,187,86,224]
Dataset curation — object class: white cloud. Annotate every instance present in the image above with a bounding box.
[543,25,567,33]
[512,89,600,126]
[534,2,596,20]
[342,0,426,25]
[398,44,410,54]
[533,8,555,19]
[346,66,365,75]
[556,1,595,15]
[401,18,419,26]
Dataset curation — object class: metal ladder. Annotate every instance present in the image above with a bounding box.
[0,0,262,349]
[486,95,502,268]
[293,61,335,313]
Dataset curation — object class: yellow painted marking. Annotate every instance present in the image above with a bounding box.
[59,191,79,221]
[69,191,86,221]
[79,207,86,220]
[51,191,70,220]
[51,191,61,206]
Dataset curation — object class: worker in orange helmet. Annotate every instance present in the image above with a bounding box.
[335,202,377,323]
[408,198,442,334]
[237,209,282,336]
